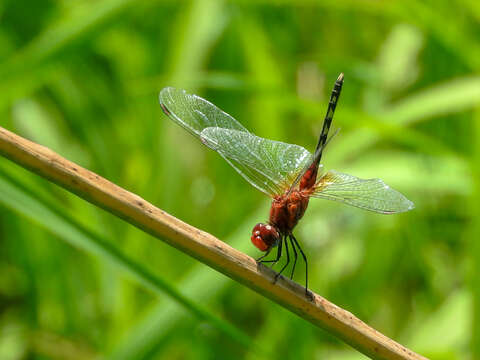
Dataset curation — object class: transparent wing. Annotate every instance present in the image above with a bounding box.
[201,128,313,197]
[159,87,248,138]
[312,170,414,214]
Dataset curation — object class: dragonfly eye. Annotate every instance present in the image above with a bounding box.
[251,223,280,252]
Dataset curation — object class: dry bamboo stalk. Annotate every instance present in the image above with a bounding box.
[0,126,427,360]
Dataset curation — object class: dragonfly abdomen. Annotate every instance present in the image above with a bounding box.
[299,162,319,191]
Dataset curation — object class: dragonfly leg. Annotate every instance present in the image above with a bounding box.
[290,234,312,299]
[288,235,298,280]
[257,238,282,266]
[256,249,271,262]
[274,236,290,283]
[268,238,282,268]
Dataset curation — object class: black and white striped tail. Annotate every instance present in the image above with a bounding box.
[313,73,344,164]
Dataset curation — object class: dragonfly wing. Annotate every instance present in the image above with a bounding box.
[312,170,414,214]
[159,87,248,139]
[201,128,313,197]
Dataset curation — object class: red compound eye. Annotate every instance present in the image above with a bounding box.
[251,223,280,251]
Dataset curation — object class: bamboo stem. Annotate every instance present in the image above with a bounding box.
[0,126,427,360]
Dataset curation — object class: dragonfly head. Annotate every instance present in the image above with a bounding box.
[251,223,280,252]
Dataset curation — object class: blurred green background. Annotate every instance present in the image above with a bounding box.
[0,0,479,359]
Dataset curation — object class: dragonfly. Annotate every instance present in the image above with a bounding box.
[159,73,414,296]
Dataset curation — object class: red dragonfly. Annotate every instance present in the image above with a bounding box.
[159,74,414,295]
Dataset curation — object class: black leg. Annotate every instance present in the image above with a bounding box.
[288,235,298,280]
[274,235,290,282]
[258,237,282,265]
[268,238,282,268]
[291,234,310,297]
[256,248,271,262]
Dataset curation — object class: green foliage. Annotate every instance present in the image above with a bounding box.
[0,0,478,359]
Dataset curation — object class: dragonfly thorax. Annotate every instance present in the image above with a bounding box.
[269,190,310,235]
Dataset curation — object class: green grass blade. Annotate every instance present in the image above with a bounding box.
[0,166,263,355]
[384,76,480,125]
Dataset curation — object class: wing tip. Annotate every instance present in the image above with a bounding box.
[385,198,415,214]
[159,86,177,103]
[159,88,173,116]
[159,87,190,116]
[405,199,415,211]
[159,86,173,96]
